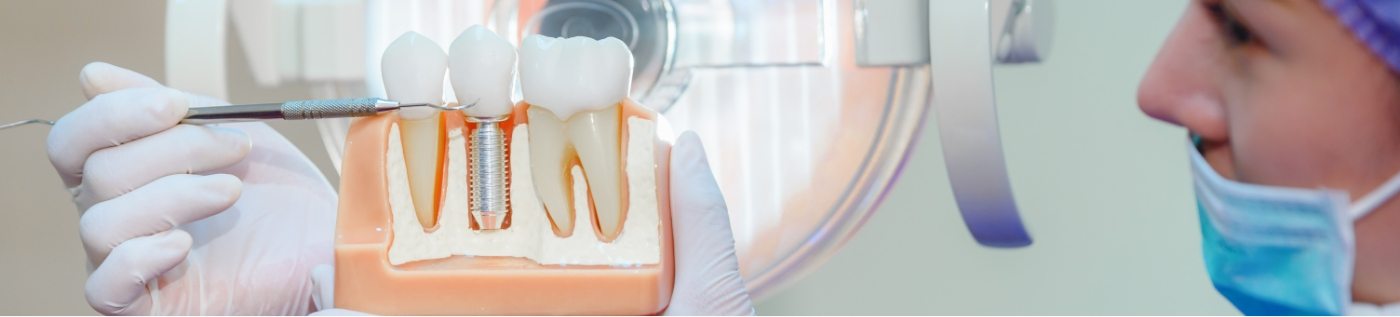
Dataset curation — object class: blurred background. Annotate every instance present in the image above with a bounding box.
[0,0,1237,314]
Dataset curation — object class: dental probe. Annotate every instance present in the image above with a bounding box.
[181,98,473,124]
[0,99,470,130]
[0,119,54,130]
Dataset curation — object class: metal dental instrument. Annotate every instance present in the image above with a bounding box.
[2,98,464,132]
[181,98,474,124]
[0,119,55,130]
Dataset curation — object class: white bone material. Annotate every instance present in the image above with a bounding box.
[386,120,662,266]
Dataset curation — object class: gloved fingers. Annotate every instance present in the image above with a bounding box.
[669,132,733,234]
[74,124,250,208]
[80,61,230,111]
[79,174,241,264]
[310,309,372,316]
[48,87,192,188]
[57,63,232,189]
[79,62,161,100]
[78,62,227,110]
[311,264,335,312]
[666,131,755,316]
[85,229,192,316]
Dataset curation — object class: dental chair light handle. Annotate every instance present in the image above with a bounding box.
[181,98,467,124]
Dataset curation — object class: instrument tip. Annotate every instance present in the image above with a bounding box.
[416,98,479,111]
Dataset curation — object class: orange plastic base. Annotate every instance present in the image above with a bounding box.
[334,102,673,315]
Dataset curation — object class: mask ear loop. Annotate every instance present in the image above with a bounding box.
[1350,169,1400,220]
[0,119,54,130]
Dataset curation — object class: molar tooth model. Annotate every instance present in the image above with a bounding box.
[335,26,674,315]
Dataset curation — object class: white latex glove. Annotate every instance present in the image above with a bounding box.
[47,62,336,315]
[309,131,752,315]
[662,131,755,315]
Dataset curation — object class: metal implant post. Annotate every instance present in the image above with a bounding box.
[469,116,509,230]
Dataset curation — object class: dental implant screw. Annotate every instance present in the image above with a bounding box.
[469,116,509,230]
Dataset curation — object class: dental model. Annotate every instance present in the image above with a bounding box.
[334,27,673,315]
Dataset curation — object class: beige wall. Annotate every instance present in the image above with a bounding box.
[0,0,1234,315]
[1,2,160,314]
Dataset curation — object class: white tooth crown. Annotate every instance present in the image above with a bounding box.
[519,35,633,119]
[449,26,516,118]
[382,32,448,120]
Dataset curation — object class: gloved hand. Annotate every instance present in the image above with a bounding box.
[661,131,755,315]
[47,62,336,315]
[309,131,753,316]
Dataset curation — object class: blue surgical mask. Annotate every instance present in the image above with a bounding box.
[1190,139,1400,315]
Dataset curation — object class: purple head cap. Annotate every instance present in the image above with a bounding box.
[1324,0,1400,73]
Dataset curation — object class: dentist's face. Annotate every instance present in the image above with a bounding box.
[1137,0,1400,302]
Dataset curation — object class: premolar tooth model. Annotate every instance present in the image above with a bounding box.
[381,32,448,229]
[450,26,515,230]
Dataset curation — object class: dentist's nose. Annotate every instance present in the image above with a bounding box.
[1137,1,1229,142]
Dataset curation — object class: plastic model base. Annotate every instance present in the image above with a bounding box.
[334,101,673,315]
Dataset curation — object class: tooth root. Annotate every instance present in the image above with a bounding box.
[568,106,625,241]
[527,107,575,236]
[400,116,444,228]
[381,32,448,229]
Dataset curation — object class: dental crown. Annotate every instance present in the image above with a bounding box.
[381,32,447,120]
[450,26,516,118]
[519,35,634,119]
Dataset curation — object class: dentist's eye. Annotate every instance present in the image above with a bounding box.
[1206,2,1255,47]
